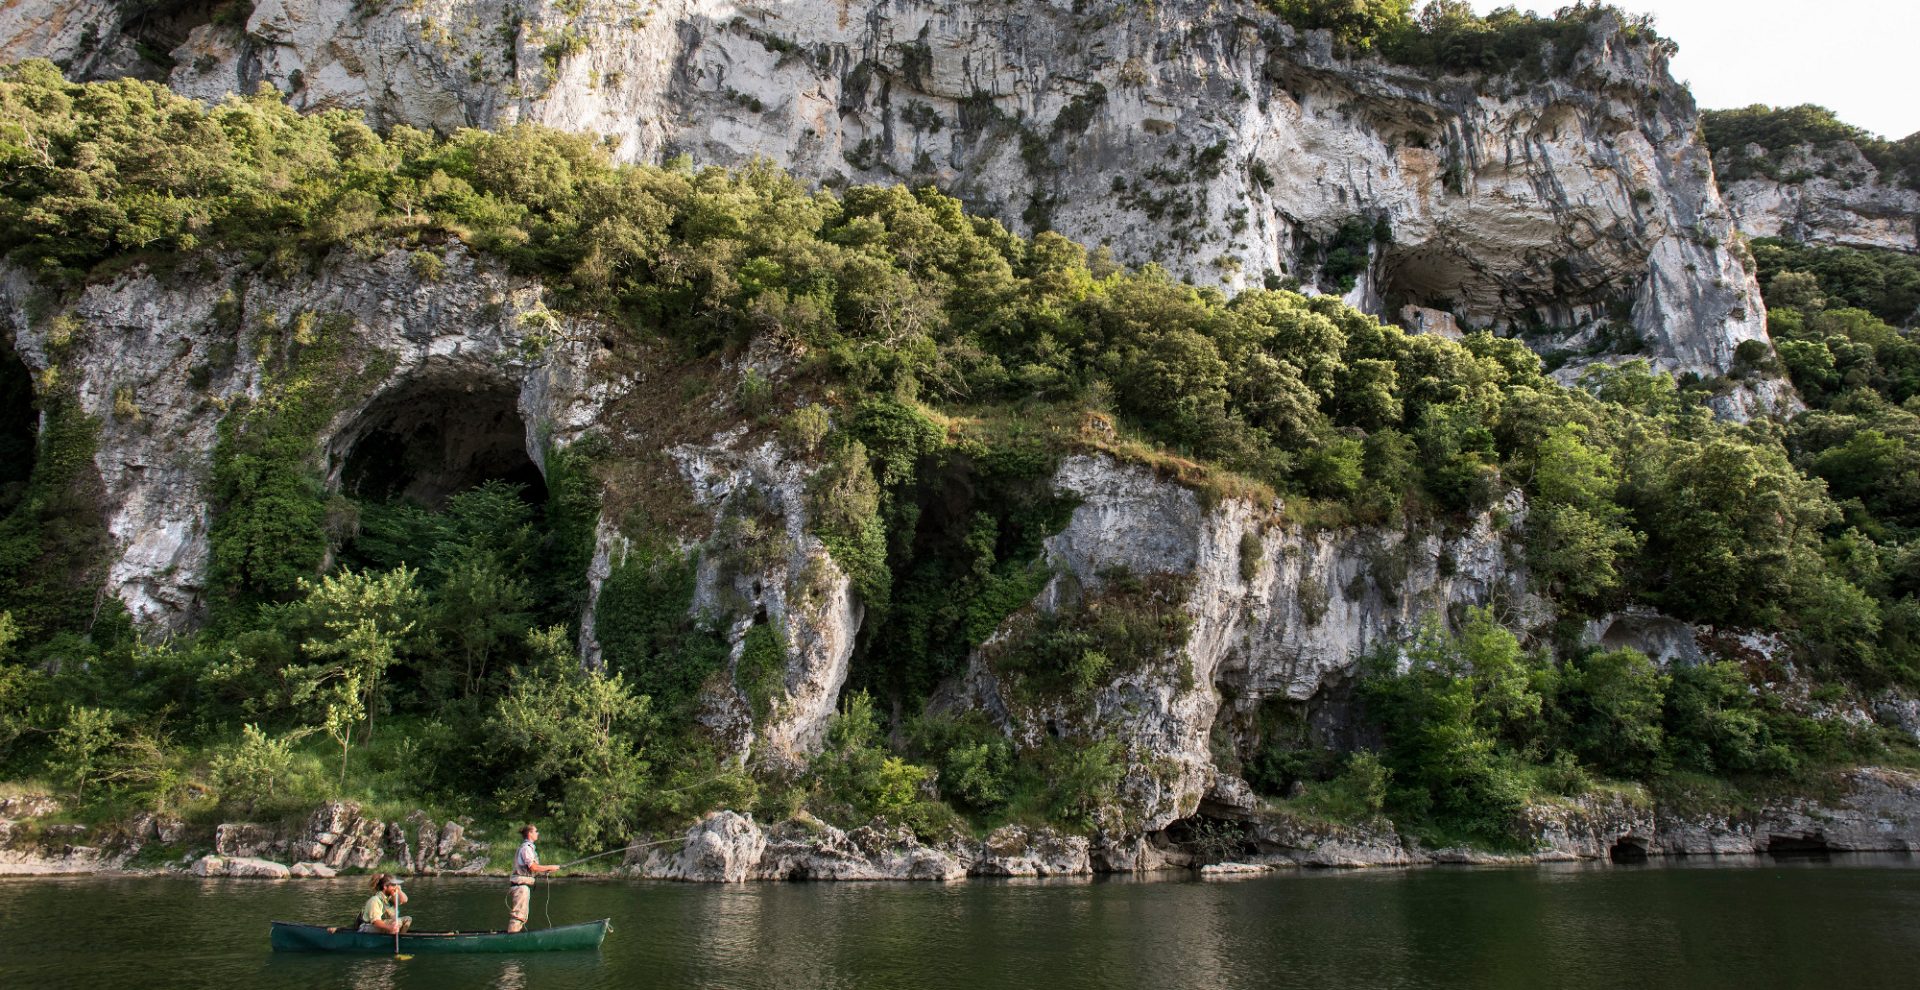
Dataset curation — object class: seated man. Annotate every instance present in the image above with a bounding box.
[358,873,412,934]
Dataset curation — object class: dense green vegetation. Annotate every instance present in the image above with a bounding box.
[1750,238,1920,329]
[1341,609,1878,845]
[0,64,1915,853]
[1703,104,1920,191]
[1266,1,1671,78]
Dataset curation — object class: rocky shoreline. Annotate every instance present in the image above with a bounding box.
[6,767,1918,882]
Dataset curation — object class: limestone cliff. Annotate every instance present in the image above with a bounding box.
[1718,140,1920,255]
[1,246,602,630]
[9,0,1770,381]
[0,248,865,763]
[950,453,1541,833]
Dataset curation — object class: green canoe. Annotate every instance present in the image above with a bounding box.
[270,918,610,953]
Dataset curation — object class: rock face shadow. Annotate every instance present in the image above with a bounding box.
[0,338,34,516]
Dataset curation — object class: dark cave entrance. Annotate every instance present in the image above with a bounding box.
[334,378,546,509]
[0,338,35,517]
[1767,834,1833,858]
[1609,836,1650,863]
[1164,815,1256,867]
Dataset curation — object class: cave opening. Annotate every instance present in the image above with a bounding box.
[1609,836,1650,863]
[1164,814,1255,867]
[0,338,36,517]
[334,378,546,509]
[1767,834,1833,858]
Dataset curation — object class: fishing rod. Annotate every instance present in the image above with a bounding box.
[551,835,689,871]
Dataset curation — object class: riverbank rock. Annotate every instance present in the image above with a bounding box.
[214,823,281,859]
[1520,793,1657,861]
[1198,862,1272,877]
[755,820,966,881]
[0,799,137,875]
[1654,767,1920,855]
[1247,812,1420,868]
[195,802,493,877]
[0,844,131,875]
[288,862,338,878]
[227,857,293,879]
[970,826,1093,877]
[643,811,767,883]
[0,794,61,819]
[1089,835,1177,874]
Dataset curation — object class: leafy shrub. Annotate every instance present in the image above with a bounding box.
[1041,738,1126,831]
[780,404,831,453]
[810,691,940,829]
[480,626,654,847]
[1294,751,1392,820]
[210,723,303,813]
[49,705,117,798]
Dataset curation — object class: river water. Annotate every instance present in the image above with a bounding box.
[2,856,1916,989]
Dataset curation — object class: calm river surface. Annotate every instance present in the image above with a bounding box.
[2,856,1917,989]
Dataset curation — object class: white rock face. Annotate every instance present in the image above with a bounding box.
[0,0,149,80]
[668,431,862,766]
[1,243,860,759]
[970,825,1091,877]
[642,810,768,882]
[0,0,1769,375]
[959,454,1540,831]
[1721,142,1920,256]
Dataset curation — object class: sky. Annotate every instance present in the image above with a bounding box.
[1467,1,1920,139]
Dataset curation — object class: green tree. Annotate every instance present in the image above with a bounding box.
[49,705,116,799]
[290,567,422,783]
[1525,424,1640,601]
[482,626,654,847]
[1558,648,1666,777]
[1361,608,1542,842]
[1270,0,1416,50]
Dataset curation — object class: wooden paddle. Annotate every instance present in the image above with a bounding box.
[390,880,412,961]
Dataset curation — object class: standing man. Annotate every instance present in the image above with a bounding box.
[506,823,559,933]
